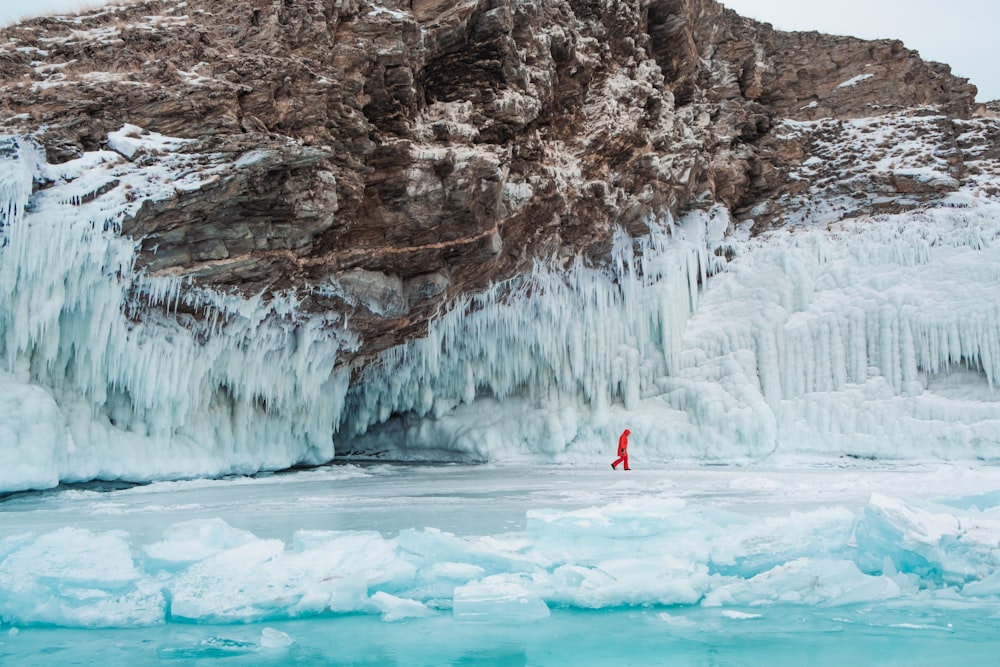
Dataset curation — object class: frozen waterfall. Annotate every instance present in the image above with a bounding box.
[345,204,1000,463]
[2,130,1000,492]
[0,132,355,492]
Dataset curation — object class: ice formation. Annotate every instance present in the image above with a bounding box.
[346,202,1000,464]
[0,132,355,492]
[3,122,1000,491]
[1,479,999,628]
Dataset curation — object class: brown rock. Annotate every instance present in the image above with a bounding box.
[0,0,983,369]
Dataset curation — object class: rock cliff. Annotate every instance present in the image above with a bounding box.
[0,0,984,367]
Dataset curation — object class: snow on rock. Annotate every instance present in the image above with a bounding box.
[838,73,875,88]
[767,112,969,228]
[106,123,189,160]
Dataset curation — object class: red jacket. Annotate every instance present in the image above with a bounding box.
[618,429,630,456]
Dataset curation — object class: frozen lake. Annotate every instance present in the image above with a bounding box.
[3,461,1000,665]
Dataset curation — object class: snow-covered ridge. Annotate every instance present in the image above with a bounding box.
[757,111,1000,229]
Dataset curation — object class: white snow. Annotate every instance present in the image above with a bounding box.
[838,73,875,88]
[0,1,116,28]
[368,4,409,21]
[106,123,189,160]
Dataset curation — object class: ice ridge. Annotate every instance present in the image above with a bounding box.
[1,491,998,628]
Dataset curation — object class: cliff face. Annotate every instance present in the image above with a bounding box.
[0,0,982,365]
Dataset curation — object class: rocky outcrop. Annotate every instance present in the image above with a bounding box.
[0,0,983,366]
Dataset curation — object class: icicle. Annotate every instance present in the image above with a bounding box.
[0,136,38,232]
[0,130,364,493]
[343,212,720,441]
[348,199,1000,463]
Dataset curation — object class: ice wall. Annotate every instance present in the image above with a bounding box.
[4,125,1000,492]
[345,202,1000,463]
[340,207,733,460]
[0,132,354,492]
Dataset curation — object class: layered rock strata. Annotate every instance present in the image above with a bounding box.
[0,0,983,365]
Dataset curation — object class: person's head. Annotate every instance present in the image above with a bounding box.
[624,429,630,435]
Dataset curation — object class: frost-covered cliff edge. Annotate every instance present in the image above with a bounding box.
[0,0,982,352]
[1,0,999,491]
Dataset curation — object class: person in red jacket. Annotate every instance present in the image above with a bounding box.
[611,429,631,470]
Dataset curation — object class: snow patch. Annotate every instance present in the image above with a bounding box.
[838,73,875,88]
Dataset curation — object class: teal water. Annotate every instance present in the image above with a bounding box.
[3,605,999,666]
[3,463,1000,665]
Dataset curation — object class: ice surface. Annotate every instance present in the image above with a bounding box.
[0,464,997,665]
[259,626,294,648]
[0,526,165,627]
[0,465,998,630]
[453,575,551,622]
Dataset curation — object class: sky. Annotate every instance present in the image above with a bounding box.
[0,0,108,25]
[0,0,997,101]
[721,0,999,101]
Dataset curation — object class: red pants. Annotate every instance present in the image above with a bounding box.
[612,454,629,470]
